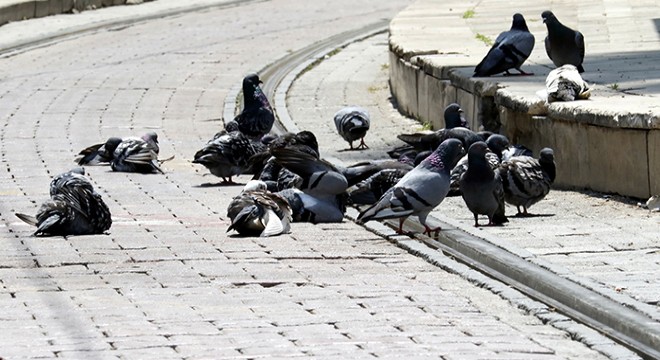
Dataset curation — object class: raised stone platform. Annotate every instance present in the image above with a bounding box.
[388,0,660,199]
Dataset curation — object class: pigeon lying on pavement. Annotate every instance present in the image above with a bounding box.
[15,168,112,236]
[498,147,556,216]
[334,106,370,150]
[226,180,292,237]
[459,142,508,226]
[474,13,535,77]
[542,10,585,72]
[76,131,159,166]
[545,64,590,102]
[357,138,465,236]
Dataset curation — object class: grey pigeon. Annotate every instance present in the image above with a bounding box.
[474,13,535,77]
[15,168,112,236]
[542,10,585,73]
[498,147,556,216]
[76,132,159,166]
[334,106,370,150]
[357,138,465,236]
[233,73,275,139]
[193,130,266,184]
[347,168,410,205]
[276,187,346,223]
[226,180,292,237]
[545,64,590,102]
[443,103,470,129]
[459,142,508,226]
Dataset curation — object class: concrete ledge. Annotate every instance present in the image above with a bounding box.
[0,0,152,26]
[388,1,660,199]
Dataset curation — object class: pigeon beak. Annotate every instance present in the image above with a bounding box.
[458,108,464,113]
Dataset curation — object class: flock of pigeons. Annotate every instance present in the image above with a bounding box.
[16,11,571,238]
[474,11,590,102]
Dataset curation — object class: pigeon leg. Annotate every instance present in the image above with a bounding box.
[473,214,480,227]
[355,138,369,150]
[397,218,406,234]
[423,224,441,237]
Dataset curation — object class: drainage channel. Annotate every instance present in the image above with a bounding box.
[224,20,660,360]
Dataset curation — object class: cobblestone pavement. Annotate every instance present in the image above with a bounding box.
[0,1,640,359]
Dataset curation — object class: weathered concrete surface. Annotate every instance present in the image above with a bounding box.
[0,0,151,26]
[388,0,660,198]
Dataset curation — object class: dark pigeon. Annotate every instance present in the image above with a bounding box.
[347,168,410,205]
[443,103,470,129]
[357,138,465,236]
[193,130,266,184]
[498,147,556,216]
[542,10,585,73]
[234,73,275,139]
[15,168,112,236]
[459,142,508,226]
[334,106,370,150]
[474,13,535,77]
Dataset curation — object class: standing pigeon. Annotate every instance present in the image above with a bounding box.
[498,148,556,216]
[193,130,266,184]
[226,180,292,237]
[443,103,470,129]
[448,134,506,196]
[357,138,465,236]
[334,106,370,150]
[233,73,275,139]
[542,10,585,73]
[545,64,590,102]
[459,142,508,226]
[474,13,535,77]
[15,168,112,236]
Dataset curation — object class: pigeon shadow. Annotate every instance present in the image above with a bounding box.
[337,148,369,153]
[194,182,244,188]
[512,213,555,218]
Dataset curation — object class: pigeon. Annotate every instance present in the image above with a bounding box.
[396,127,482,154]
[334,106,370,150]
[542,10,585,73]
[255,130,320,191]
[233,73,275,139]
[545,64,590,102]
[276,188,346,223]
[474,13,535,77]
[193,130,266,184]
[502,144,533,162]
[342,159,413,187]
[76,132,159,166]
[347,168,410,205]
[459,142,508,226]
[226,180,292,237]
[447,134,509,196]
[498,147,556,216]
[443,103,470,129]
[357,138,465,236]
[109,136,164,174]
[270,146,348,222]
[15,168,112,236]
